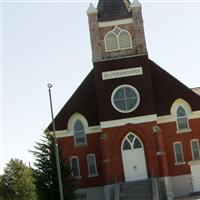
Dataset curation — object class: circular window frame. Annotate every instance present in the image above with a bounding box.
[111,85,140,113]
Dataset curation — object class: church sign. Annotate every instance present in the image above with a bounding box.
[102,67,143,80]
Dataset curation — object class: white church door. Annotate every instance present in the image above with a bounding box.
[122,133,148,182]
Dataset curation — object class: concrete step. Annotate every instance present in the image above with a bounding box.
[119,179,153,200]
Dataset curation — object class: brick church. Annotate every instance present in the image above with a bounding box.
[48,0,200,199]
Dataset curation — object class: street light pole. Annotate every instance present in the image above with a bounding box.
[47,83,64,200]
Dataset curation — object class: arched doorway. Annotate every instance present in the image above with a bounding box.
[121,133,148,182]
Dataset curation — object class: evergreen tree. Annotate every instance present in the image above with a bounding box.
[32,131,76,200]
[0,159,37,200]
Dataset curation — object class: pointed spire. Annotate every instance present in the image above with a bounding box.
[97,0,132,22]
[86,3,98,15]
[131,0,141,8]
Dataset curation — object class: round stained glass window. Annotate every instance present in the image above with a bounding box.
[111,85,140,113]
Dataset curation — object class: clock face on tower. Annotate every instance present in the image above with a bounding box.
[111,85,140,113]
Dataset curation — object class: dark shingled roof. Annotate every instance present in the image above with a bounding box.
[48,70,99,131]
[47,56,200,131]
[150,60,200,116]
[97,0,132,22]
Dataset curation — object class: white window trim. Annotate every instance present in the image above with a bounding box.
[190,139,200,161]
[87,154,98,177]
[111,84,140,113]
[173,142,185,165]
[73,119,87,146]
[176,107,191,133]
[104,26,133,52]
[170,98,192,133]
[121,132,144,151]
[70,156,81,178]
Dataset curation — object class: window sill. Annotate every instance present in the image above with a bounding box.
[74,143,88,148]
[175,162,186,166]
[176,128,192,134]
[88,174,99,178]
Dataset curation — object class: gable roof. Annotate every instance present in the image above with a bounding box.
[48,70,99,131]
[48,56,200,131]
[97,0,132,22]
[150,60,200,116]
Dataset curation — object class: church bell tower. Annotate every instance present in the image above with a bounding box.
[86,0,147,62]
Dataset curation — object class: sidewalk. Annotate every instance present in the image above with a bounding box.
[175,195,200,200]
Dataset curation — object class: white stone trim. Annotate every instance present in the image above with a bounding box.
[189,110,200,119]
[86,3,97,15]
[98,18,133,28]
[121,132,144,151]
[111,84,140,113]
[176,128,192,134]
[53,110,200,138]
[190,139,200,161]
[170,98,199,132]
[131,0,141,8]
[173,141,185,165]
[104,26,133,52]
[157,110,200,124]
[170,98,192,116]
[87,154,98,177]
[102,67,143,80]
[51,125,101,138]
[69,156,81,178]
[157,115,175,124]
[100,114,157,129]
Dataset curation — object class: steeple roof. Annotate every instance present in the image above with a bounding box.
[97,0,132,22]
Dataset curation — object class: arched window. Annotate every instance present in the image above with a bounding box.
[105,32,118,51]
[119,31,132,49]
[111,85,140,113]
[104,26,132,52]
[176,106,189,130]
[122,134,143,151]
[74,120,86,144]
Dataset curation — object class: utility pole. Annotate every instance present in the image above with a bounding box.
[47,83,64,200]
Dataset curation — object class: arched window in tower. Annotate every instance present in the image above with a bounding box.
[105,32,118,51]
[74,120,86,144]
[119,30,132,49]
[176,106,189,130]
[104,26,132,52]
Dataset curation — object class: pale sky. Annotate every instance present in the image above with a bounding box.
[1,0,200,174]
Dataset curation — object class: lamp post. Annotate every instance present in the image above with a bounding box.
[47,83,64,200]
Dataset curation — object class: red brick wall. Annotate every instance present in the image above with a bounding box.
[160,118,200,176]
[100,122,161,185]
[58,132,103,188]
[58,118,200,189]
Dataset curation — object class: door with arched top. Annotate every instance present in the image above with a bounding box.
[121,133,147,182]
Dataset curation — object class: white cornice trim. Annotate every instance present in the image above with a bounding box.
[51,125,102,138]
[98,18,133,28]
[189,110,200,119]
[51,111,200,137]
[157,110,200,124]
[100,114,157,129]
[157,115,175,124]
